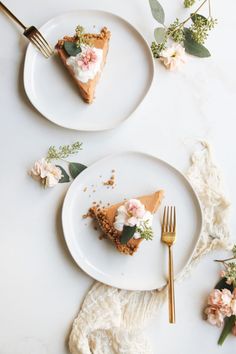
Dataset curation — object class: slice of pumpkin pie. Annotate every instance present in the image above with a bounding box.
[55,25,111,103]
[90,190,164,255]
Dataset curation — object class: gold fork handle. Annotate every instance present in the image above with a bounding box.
[0,2,26,30]
[168,245,175,323]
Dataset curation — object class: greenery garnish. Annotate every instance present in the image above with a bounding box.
[215,247,236,288]
[184,28,211,57]
[69,162,87,179]
[46,141,86,183]
[120,221,154,244]
[64,41,82,56]
[120,225,137,244]
[63,25,91,56]
[75,25,92,48]
[149,0,217,58]
[137,220,154,241]
[46,141,83,162]
[218,316,236,346]
[56,165,70,183]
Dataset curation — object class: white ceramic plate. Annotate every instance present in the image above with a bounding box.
[62,151,202,290]
[24,10,154,131]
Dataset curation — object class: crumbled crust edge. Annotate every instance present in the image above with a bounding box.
[89,207,139,256]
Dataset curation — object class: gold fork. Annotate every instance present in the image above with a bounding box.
[0,1,53,58]
[161,206,176,323]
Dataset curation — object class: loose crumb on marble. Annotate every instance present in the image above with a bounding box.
[83,187,87,192]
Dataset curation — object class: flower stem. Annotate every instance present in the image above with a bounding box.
[214,257,236,263]
[167,0,208,38]
[182,0,208,25]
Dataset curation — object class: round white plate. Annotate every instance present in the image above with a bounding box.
[24,10,154,131]
[62,151,202,290]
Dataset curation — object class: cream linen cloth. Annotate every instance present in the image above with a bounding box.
[69,142,232,354]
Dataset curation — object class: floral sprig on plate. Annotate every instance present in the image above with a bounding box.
[29,141,87,188]
[63,25,92,57]
[204,245,236,345]
[149,0,217,70]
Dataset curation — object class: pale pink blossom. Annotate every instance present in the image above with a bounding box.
[77,47,97,71]
[29,158,62,188]
[205,306,225,327]
[208,289,232,308]
[221,289,233,307]
[124,199,146,218]
[160,44,186,71]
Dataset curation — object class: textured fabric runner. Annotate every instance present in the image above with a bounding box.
[69,142,232,354]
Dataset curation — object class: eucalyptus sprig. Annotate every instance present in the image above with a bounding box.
[46,141,86,184]
[46,141,83,162]
[149,0,217,59]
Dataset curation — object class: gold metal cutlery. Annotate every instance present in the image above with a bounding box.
[161,206,176,323]
[0,2,53,58]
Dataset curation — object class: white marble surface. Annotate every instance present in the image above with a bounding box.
[0,0,236,353]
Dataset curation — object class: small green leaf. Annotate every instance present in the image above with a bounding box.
[149,0,165,25]
[120,225,137,244]
[63,41,81,56]
[191,13,207,24]
[56,165,70,183]
[69,162,87,179]
[218,315,236,345]
[184,28,211,57]
[154,27,166,44]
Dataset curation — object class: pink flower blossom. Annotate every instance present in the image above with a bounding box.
[205,288,236,327]
[159,44,186,71]
[208,289,232,308]
[124,199,146,218]
[205,306,225,327]
[77,47,97,71]
[29,158,62,188]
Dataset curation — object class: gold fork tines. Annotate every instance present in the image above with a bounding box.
[161,206,176,324]
[0,2,54,58]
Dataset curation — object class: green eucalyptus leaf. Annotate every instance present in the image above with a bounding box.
[191,13,207,24]
[184,28,211,58]
[120,225,137,244]
[56,165,70,183]
[218,315,236,345]
[154,27,166,44]
[149,0,165,25]
[63,41,81,56]
[215,277,234,292]
[69,162,87,179]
